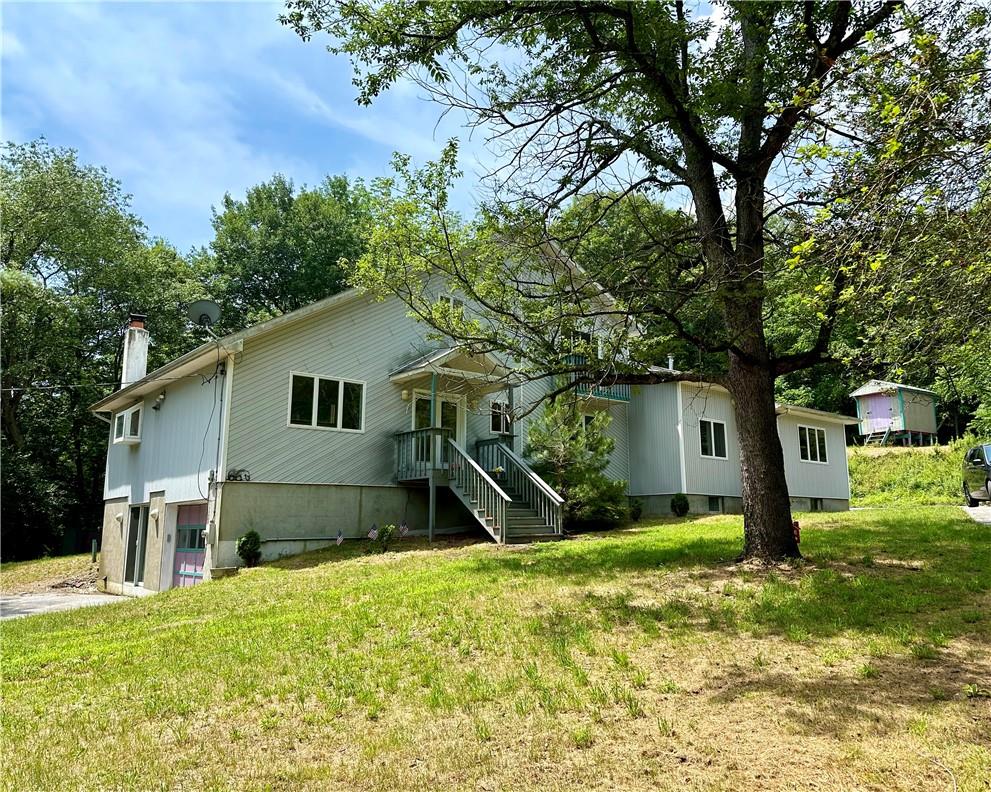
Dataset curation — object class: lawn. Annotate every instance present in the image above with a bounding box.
[2,507,989,791]
[0,552,99,594]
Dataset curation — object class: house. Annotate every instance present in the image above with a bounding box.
[90,290,856,596]
[850,380,938,446]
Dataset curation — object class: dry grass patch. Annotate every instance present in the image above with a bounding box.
[0,552,98,594]
[2,508,989,790]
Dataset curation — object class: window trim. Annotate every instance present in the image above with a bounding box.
[113,405,142,445]
[489,400,513,435]
[798,424,829,464]
[286,371,366,434]
[699,418,728,460]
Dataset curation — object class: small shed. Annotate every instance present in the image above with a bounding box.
[850,380,938,446]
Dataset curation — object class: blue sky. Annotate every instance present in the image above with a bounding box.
[2,1,484,252]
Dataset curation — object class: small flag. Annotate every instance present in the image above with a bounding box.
[368,523,378,540]
[336,528,344,546]
[399,520,409,537]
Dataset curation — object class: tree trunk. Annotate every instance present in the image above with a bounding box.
[728,355,799,561]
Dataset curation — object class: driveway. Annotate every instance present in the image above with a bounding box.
[0,592,121,620]
[962,505,991,525]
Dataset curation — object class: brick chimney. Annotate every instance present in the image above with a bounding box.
[121,313,149,387]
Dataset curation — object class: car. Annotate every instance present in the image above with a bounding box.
[962,444,991,506]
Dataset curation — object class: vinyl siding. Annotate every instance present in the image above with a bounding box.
[901,391,937,434]
[679,383,742,497]
[103,362,221,503]
[626,383,682,496]
[226,293,452,485]
[778,415,850,500]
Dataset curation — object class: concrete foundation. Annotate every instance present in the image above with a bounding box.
[635,493,848,516]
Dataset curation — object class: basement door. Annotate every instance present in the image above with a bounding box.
[172,503,208,588]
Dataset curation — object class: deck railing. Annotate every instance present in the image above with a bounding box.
[566,355,631,402]
[448,439,510,541]
[476,438,564,535]
[396,427,454,480]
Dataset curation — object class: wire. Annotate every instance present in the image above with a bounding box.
[1,372,217,394]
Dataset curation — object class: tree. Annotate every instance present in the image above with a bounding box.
[201,174,373,332]
[285,0,991,560]
[1,140,198,559]
[525,400,629,530]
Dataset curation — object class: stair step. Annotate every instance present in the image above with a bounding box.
[506,532,563,544]
[508,523,555,533]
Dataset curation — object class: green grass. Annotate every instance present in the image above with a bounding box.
[848,436,988,506]
[2,508,990,790]
[0,553,97,594]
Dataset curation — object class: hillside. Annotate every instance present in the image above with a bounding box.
[2,508,989,791]
[848,437,986,507]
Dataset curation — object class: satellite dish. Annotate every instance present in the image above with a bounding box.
[187,299,221,327]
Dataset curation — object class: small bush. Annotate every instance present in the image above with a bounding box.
[670,493,689,517]
[629,498,643,522]
[371,523,396,553]
[235,530,262,567]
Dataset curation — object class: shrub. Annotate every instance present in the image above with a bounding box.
[235,530,262,567]
[670,493,689,517]
[525,401,628,531]
[371,523,396,553]
[629,498,643,522]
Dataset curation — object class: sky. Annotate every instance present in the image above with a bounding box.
[1,0,485,252]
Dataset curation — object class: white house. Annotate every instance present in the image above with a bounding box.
[90,291,856,596]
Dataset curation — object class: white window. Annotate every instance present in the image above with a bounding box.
[490,401,512,435]
[441,294,465,313]
[799,425,828,463]
[699,419,727,459]
[288,372,364,432]
[113,405,142,445]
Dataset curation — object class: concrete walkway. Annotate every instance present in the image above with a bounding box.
[961,505,991,525]
[0,592,121,621]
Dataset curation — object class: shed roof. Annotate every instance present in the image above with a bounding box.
[850,379,936,398]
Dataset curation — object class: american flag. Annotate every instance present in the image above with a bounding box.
[399,520,409,537]
[336,528,344,546]
[367,523,378,540]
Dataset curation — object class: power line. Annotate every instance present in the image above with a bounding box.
[1,372,215,395]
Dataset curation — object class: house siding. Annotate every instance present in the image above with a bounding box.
[226,293,447,485]
[103,363,221,504]
[901,391,937,434]
[778,415,850,501]
[680,383,742,497]
[627,383,682,496]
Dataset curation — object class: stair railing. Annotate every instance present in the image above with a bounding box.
[447,439,511,542]
[476,439,564,536]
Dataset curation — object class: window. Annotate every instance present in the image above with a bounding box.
[799,425,828,463]
[288,373,364,432]
[113,405,141,445]
[440,294,465,313]
[707,495,723,513]
[583,413,595,430]
[490,401,512,435]
[699,419,727,459]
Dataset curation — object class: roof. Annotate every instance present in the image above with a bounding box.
[774,403,859,426]
[89,288,365,413]
[389,346,516,393]
[850,379,936,398]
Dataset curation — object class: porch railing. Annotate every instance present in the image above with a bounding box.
[566,355,631,402]
[396,426,455,480]
[447,439,511,542]
[475,438,564,536]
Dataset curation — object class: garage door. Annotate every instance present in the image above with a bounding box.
[172,503,208,588]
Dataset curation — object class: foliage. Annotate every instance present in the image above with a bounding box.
[628,498,643,523]
[296,0,991,559]
[670,494,690,517]
[235,530,263,567]
[3,508,989,789]
[1,140,200,560]
[524,400,628,530]
[370,523,397,553]
[848,437,989,507]
[200,174,372,332]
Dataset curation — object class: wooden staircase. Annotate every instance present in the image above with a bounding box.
[864,428,891,446]
[445,438,564,544]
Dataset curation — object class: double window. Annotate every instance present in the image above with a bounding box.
[799,425,828,463]
[490,401,512,435]
[113,405,142,445]
[288,373,364,432]
[699,419,727,459]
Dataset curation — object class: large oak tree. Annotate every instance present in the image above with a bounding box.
[284,1,991,560]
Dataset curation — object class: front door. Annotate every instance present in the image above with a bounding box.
[124,505,149,585]
[412,392,465,465]
[172,503,208,588]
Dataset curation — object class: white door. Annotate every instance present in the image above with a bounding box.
[412,391,466,464]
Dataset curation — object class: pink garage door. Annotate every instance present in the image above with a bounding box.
[173,503,208,588]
